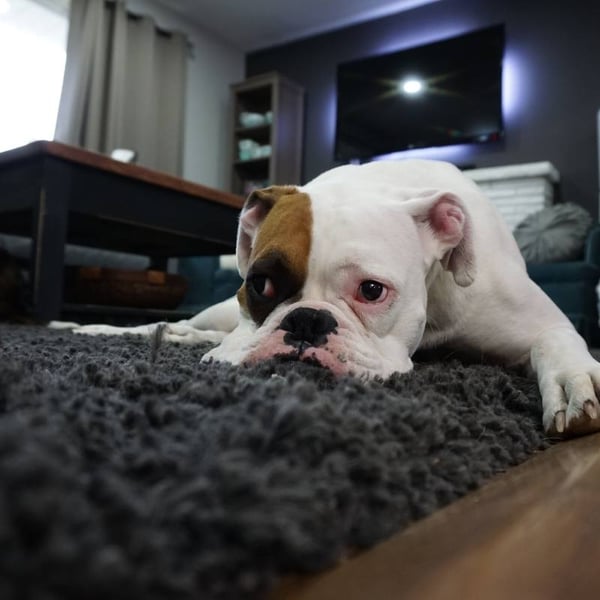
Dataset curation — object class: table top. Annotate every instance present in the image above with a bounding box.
[0,140,245,210]
[0,140,245,258]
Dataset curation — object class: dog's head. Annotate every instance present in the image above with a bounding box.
[217,172,475,378]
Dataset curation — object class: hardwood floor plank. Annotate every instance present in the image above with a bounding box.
[272,433,600,600]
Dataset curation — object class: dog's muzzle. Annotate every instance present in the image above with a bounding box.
[278,307,338,353]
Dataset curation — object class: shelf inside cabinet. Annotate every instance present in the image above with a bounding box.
[234,156,270,167]
[234,124,271,145]
[233,157,270,181]
[235,87,272,113]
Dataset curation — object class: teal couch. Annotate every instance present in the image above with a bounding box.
[526,226,600,347]
[178,257,242,312]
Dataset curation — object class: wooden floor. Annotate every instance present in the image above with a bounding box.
[272,432,600,600]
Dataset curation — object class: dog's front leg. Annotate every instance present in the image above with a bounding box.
[531,326,600,435]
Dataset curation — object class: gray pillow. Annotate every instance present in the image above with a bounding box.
[513,203,593,263]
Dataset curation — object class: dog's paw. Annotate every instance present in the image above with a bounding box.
[540,362,600,436]
[162,324,227,345]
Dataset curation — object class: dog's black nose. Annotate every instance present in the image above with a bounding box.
[279,307,338,349]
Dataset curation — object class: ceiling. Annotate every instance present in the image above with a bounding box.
[153,0,441,52]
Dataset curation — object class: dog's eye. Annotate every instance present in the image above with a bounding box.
[357,280,387,303]
[249,275,276,299]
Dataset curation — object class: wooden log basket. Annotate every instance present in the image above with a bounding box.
[64,266,188,309]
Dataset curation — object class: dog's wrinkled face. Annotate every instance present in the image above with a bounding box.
[206,178,473,378]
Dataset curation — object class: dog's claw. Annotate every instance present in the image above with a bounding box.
[554,410,566,434]
[583,399,598,420]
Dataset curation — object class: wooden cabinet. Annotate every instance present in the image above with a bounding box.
[230,72,304,196]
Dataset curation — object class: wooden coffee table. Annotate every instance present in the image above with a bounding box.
[0,141,244,321]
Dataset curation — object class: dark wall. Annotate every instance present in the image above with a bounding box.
[247,0,600,218]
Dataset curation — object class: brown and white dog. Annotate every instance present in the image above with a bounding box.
[70,159,600,436]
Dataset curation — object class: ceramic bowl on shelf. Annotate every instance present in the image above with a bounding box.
[239,112,266,128]
[256,144,271,158]
[238,139,259,160]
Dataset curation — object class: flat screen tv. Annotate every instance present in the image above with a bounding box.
[334,25,505,161]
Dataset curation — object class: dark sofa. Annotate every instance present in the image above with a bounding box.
[178,256,242,311]
[527,225,600,347]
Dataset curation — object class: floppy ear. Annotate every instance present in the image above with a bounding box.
[236,186,296,278]
[405,190,475,287]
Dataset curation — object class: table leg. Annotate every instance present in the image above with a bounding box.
[30,161,70,321]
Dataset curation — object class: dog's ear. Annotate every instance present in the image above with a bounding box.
[405,191,475,287]
[236,186,296,278]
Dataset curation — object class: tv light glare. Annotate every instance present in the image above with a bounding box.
[502,51,523,121]
[400,78,424,95]
[0,0,10,15]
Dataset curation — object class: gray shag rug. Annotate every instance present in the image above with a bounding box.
[0,324,551,600]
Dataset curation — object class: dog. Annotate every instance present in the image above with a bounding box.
[68,159,600,437]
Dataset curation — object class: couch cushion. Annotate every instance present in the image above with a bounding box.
[527,261,600,284]
[514,203,592,263]
[213,268,242,303]
[178,256,220,309]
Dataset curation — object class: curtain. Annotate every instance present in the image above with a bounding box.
[54,0,187,176]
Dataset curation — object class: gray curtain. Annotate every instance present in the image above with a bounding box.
[54,0,187,175]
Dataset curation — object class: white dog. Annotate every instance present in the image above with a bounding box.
[69,159,600,436]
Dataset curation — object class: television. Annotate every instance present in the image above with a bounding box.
[334,25,505,162]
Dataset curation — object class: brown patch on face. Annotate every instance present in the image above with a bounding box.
[242,187,312,325]
[236,284,249,318]
[251,190,312,272]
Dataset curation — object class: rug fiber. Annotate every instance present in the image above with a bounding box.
[0,324,550,599]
